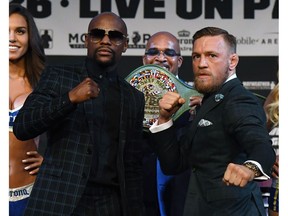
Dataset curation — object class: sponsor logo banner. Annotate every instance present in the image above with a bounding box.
[15,0,278,56]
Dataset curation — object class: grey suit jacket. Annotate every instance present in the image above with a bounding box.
[150,78,275,216]
[13,63,145,216]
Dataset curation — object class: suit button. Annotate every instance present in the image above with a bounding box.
[86,148,92,154]
[82,173,87,179]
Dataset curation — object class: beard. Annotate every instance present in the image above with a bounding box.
[194,70,229,94]
[93,48,116,68]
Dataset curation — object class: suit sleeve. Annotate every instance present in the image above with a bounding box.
[223,93,276,176]
[13,66,77,140]
[148,122,189,175]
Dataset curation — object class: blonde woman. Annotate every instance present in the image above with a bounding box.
[264,83,279,216]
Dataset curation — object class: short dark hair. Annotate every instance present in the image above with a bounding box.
[192,27,237,53]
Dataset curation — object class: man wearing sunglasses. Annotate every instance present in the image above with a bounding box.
[142,32,202,216]
[14,12,145,216]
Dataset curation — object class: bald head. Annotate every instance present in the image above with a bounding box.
[143,31,183,75]
[88,12,128,36]
[146,31,181,54]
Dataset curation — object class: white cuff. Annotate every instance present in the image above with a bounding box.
[149,119,173,133]
[244,160,270,180]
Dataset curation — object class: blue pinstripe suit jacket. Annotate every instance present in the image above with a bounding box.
[150,78,276,216]
[13,62,145,216]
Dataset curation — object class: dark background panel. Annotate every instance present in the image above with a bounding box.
[46,55,278,97]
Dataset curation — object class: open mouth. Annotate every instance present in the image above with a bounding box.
[9,45,19,51]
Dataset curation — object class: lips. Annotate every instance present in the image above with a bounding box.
[155,64,169,71]
[195,72,211,80]
[197,74,210,78]
[97,48,112,55]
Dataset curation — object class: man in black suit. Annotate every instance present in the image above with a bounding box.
[149,27,275,216]
[14,12,145,216]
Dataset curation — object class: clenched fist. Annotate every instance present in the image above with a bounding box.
[222,163,255,187]
[69,78,100,103]
[158,92,185,125]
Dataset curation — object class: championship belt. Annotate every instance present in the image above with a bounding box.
[125,64,202,129]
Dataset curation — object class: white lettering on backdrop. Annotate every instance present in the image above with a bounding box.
[15,0,278,56]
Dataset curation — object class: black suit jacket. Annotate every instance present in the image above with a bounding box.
[150,78,275,216]
[13,63,145,216]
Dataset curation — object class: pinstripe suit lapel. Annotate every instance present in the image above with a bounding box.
[184,79,238,146]
[79,65,96,145]
[183,94,220,148]
[116,78,129,214]
[83,100,95,144]
[118,78,128,144]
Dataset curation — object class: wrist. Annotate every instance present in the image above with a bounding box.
[158,116,171,125]
[243,162,261,177]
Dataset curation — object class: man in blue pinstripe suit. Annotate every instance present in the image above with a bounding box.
[149,27,275,216]
[14,12,145,216]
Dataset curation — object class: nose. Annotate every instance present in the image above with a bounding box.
[198,56,208,68]
[100,34,111,44]
[155,51,167,62]
[9,31,16,43]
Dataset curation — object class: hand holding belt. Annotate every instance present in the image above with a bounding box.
[125,64,202,130]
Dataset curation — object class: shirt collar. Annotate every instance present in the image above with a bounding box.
[225,73,237,83]
[85,57,118,81]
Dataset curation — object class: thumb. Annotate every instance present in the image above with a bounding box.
[178,97,186,105]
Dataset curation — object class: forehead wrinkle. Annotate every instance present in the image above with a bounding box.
[193,36,228,55]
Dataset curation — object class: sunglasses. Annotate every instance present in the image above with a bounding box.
[145,48,181,57]
[87,28,127,45]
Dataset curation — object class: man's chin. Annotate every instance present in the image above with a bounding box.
[195,79,209,93]
[96,58,114,67]
[195,86,209,94]
[195,82,222,94]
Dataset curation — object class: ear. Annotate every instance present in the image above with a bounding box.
[142,55,147,65]
[177,56,183,68]
[229,53,239,71]
[84,34,88,48]
[122,39,129,53]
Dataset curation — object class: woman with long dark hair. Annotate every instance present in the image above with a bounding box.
[9,3,45,215]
